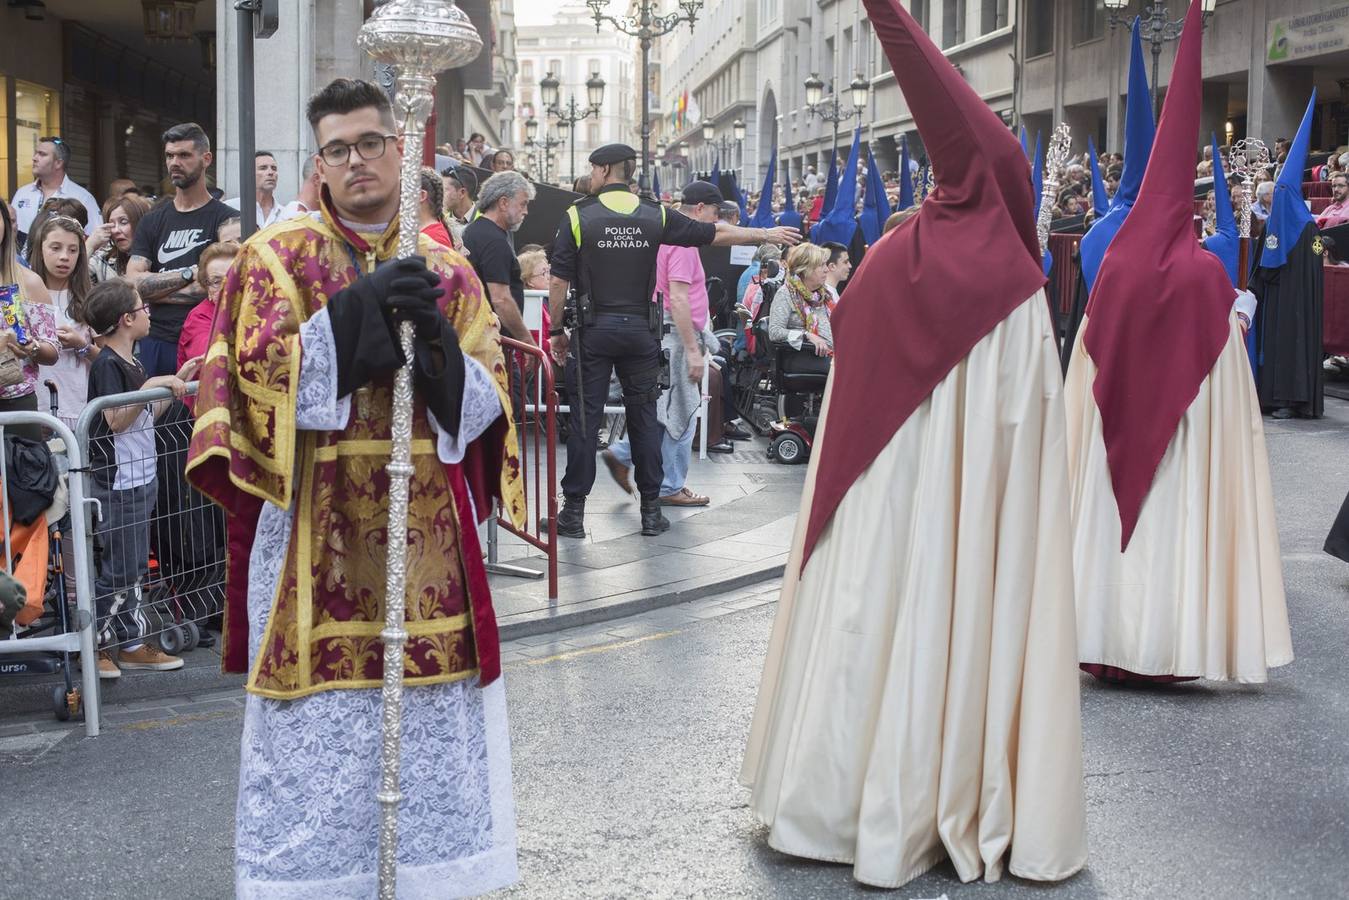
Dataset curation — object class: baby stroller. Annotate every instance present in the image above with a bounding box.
[0,385,84,721]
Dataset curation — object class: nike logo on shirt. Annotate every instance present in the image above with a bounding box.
[158,228,210,266]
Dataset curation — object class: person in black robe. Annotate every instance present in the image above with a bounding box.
[1250,93,1324,419]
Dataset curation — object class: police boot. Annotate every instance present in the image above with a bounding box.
[640,498,670,536]
[556,495,586,539]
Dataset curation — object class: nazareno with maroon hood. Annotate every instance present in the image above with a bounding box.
[1064,0,1292,685]
[738,0,1087,889]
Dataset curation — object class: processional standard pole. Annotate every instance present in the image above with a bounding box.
[356,2,482,897]
[1231,138,1272,293]
[1037,123,1073,259]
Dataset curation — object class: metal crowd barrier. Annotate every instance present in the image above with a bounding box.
[0,410,102,736]
[487,335,560,603]
[73,383,225,674]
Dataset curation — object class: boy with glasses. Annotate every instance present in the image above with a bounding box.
[84,279,199,679]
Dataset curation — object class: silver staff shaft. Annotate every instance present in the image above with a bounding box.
[357,3,482,897]
[1037,123,1073,258]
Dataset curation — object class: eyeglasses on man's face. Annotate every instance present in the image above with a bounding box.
[318,133,398,167]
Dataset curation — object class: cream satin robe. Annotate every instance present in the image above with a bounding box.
[1065,312,1293,682]
[741,290,1087,889]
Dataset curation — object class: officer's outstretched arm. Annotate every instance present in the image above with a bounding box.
[710,222,803,248]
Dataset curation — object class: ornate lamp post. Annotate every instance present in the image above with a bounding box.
[587,0,703,195]
[804,72,869,157]
[524,115,564,185]
[700,117,746,182]
[678,140,689,183]
[541,69,605,185]
[1103,0,1216,117]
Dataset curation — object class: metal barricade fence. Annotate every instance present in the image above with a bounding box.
[0,410,102,736]
[487,336,559,602]
[74,383,225,671]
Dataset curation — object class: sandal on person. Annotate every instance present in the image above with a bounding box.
[659,487,710,507]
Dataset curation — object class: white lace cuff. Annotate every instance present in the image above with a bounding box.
[296,307,352,431]
[428,354,503,464]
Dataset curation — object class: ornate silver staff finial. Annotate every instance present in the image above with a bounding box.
[1229,137,1272,241]
[358,3,482,898]
[1036,122,1072,257]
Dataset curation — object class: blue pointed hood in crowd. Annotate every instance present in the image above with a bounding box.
[859,146,893,244]
[778,168,803,229]
[1020,125,1030,160]
[1260,89,1317,271]
[652,168,661,200]
[710,154,721,193]
[898,135,915,209]
[1079,16,1156,293]
[1088,136,1110,215]
[821,148,840,216]
[749,145,778,228]
[811,126,862,245]
[1202,133,1239,286]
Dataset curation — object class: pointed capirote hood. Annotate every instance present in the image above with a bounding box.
[1082,0,1235,551]
[821,148,840,214]
[749,144,778,228]
[1089,136,1111,215]
[802,0,1047,564]
[652,168,662,201]
[1261,90,1317,270]
[1080,17,1156,292]
[1203,133,1239,286]
[898,135,915,209]
[1020,125,1030,159]
[859,146,893,244]
[778,168,802,230]
[811,126,862,245]
[710,155,721,193]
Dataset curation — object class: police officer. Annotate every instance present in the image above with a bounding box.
[548,143,801,538]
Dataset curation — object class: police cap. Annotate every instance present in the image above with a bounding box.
[588,143,638,166]
[680,180,724,206]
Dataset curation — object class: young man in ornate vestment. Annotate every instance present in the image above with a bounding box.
[186,78,525,898]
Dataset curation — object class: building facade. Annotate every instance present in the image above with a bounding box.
[1018,0,1348,163]
[651,0,1016,193]
[515,3,636,188]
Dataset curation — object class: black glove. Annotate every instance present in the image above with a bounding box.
[386,291,446,343]
[326,258,441,397]
[413,316,467,436]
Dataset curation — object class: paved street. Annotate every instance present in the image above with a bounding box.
[4,403,1349,899]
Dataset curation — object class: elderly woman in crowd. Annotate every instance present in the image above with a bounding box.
[176,241,240,371]
[769,242,833,373]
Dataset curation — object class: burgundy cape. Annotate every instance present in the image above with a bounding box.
[803,0,1046,562]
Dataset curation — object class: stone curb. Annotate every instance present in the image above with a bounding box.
[0,558,786,721]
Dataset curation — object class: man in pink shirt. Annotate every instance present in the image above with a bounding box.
[603,181,723,506]
[1317,172,1349,229]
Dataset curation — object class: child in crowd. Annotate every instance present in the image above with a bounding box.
[31,214,96,425]
[84,278,200,679]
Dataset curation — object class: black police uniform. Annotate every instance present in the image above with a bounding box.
[550,146,717,534]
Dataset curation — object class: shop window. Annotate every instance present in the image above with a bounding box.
[3,80,62,198]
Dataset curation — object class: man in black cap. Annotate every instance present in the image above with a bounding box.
[549,144,801,537]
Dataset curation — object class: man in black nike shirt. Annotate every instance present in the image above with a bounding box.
[127,122,237,376]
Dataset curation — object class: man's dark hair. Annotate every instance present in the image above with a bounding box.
[305,78,394,133]
[821,241,848,266]
[162,122,210,152]
[470,132,486,143]
[38,136,70,167]
[255,150,276,160]
[442,167,477,199]
[1332,172,1349,187]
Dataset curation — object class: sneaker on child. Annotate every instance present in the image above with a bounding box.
[97,650,121,680]
[118,644,184,671]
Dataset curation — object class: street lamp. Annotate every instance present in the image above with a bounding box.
[701,118,748,182]
[805,71,868,157]
[1103,1,1215,117]
[542,70,605,185]
[588,0,703,196]
[524,115,564,185]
